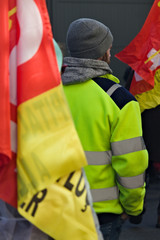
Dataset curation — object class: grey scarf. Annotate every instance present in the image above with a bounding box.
[62,57,112,85]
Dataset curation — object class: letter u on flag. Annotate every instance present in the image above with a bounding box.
[115,0,160,95]
[0,0,103,239]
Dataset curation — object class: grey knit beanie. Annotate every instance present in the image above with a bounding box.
[66,18,113,59]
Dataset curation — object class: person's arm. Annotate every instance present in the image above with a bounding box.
[111,100,148,216]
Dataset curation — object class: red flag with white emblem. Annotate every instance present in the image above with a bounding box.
[115,0,160,95]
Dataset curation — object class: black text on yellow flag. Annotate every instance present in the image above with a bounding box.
[18,169,103,240]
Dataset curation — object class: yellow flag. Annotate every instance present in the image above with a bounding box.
[17,83,102,239]
[17,85,87,199]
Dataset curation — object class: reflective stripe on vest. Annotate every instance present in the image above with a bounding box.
[91,186,119,203]
[111,136,146,156]
[85,151,112,165]
[117,173,145,189]
[106,83,121,96]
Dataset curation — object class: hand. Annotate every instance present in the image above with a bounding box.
[121,213,129,221]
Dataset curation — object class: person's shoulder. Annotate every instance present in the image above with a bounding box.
[93,75,137,109]
[112,85,137,109]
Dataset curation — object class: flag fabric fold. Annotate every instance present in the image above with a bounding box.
[0,0,11,166]
[0,0,103,239]
[115,0,160,95]
[0,0,17,207]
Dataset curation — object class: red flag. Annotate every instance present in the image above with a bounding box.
[17,0,60,105]
[115,0,160,95]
